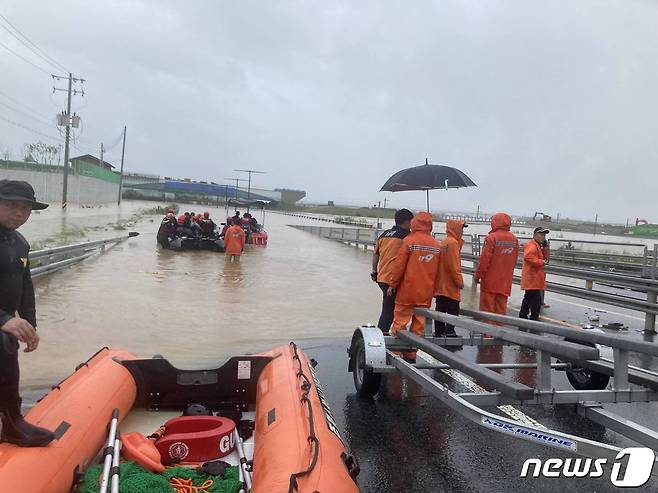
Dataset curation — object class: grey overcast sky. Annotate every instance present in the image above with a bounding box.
[1,1,657,222]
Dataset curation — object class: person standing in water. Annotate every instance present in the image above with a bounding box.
[224,217,246,262]
[0,180,55,446]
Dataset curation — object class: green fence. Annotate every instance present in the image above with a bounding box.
[1,159,120,184]
[1,159,65,174]
[76,160,120,183]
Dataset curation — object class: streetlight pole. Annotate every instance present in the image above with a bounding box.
[224,177,247,212]
[234,168,265,212]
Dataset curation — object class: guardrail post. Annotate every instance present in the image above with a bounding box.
[355,229,360,248]
[645,290,657,333]
[653,244,658,280]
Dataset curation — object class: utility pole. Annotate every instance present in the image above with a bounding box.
[383,197,387,209]
[593,213,598,236]
[117,126,127,205]
[234,168,265,212]
[224,177,247,209]
[99,143,104,169]
[53,73,84,209]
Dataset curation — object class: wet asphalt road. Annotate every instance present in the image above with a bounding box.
[302,339,654,493]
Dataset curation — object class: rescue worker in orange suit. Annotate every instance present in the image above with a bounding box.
[434,220,467,337]
[387,212,442,363]
[474,213,519,317]
[519,227,549,320]
[220,217,233,238]
[224,218,246,262]
[371,209,414,335]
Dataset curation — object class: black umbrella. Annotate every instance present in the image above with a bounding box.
[380,158,477,211]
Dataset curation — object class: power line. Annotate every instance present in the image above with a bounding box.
[0,38,51,75]
[0,13,68,73]
[0,99,53,126]
[0,113,60,141]
[0,89,52,121]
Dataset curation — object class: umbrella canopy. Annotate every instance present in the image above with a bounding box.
[380,158,477,211]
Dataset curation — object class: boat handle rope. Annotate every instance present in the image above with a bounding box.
[288,342,321,493]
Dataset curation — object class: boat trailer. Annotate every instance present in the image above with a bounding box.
[348,308,658,461]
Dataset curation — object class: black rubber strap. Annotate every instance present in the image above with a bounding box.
[102,446,114,457]
[110,466,120,476]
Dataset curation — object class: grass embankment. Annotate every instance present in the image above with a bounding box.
[630,225,658,238]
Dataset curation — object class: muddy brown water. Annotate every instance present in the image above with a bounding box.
[20,202,409,392]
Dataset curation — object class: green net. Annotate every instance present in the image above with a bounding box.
[79,461,241,493]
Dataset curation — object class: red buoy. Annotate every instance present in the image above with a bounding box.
[156,416,236,464]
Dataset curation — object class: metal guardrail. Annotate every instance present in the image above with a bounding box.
[291,224,658,331]
[30,232,139,278]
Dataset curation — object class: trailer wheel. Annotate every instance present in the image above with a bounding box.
[352,338,381,398]
[563,338,610,390]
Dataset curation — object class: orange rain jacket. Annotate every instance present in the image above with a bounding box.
[388,212,442,307]
[375,225,410,283]
[224,225,245,255]
[475,213,519,296]
[521,240,547,290]
[435,220,465,302]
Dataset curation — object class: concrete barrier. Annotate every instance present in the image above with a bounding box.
[0,168,118,204]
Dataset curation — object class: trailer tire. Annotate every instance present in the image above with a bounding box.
[352,338,381,398]
[563,338,610,390]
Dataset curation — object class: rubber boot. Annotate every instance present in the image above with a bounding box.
[1,398,54,447]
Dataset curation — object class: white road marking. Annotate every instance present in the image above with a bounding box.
[545,297,644,321]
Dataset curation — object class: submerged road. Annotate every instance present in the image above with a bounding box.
[18,202,658,492]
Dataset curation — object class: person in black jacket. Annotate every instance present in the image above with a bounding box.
[0,180,54,446]
[157,212,177,248]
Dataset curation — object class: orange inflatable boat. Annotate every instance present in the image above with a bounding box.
[0,343,360,493]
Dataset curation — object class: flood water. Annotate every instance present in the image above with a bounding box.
[21,202,392,393]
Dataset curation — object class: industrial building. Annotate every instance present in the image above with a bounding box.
[122,174,306,205]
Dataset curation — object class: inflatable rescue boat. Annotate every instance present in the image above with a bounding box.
[0,343,359,493]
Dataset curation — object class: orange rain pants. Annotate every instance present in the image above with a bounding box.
[391,304,426,361]
[479,291,509,331]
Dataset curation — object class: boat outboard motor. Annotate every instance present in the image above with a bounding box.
[169,237,183,250]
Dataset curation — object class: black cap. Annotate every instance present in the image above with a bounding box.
[533,227,549,235]
[0,180,48,210]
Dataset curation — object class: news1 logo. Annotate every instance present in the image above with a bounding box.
[520,448,655,487]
